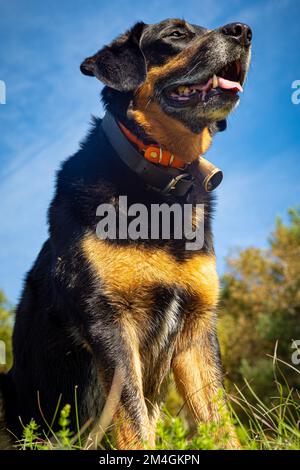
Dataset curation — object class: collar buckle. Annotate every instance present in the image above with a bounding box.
[161,173,192,195]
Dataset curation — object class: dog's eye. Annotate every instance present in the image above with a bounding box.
[168,31,186,38]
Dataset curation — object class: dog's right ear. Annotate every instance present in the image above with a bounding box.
[80,22,147,92]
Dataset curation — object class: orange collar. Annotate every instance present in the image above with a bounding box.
[118,121,186,169]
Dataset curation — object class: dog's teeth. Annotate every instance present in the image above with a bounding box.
[177,86,185,95]
[177,85,190,95]
[212,74,218,89]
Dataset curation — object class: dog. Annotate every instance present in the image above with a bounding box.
[1,18,251,449]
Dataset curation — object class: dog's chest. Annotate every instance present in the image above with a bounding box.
[80,234,219,395]
[82,234,219,311]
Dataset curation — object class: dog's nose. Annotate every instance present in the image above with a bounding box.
[221,22,252,47]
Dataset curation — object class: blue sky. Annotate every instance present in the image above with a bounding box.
[0,0,299,304]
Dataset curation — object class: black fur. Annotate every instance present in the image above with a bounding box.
[0,18,251,447]
[5,116,214,436]
[81,22,147,92]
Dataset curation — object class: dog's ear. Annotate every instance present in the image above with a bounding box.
[80,22,147,92]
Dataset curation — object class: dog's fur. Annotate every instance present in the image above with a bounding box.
[0,18,251,449]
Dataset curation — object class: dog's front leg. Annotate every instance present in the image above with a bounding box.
[113,315,153,449]
[171,309,240,449]
[86,314,151,449]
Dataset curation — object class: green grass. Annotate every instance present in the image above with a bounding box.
[16,358,300,451]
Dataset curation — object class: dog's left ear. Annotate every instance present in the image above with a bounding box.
[80,22,147,92]
[209,119,227,135]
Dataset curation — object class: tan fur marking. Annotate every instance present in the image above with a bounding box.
[82,234,219,309]
[199,127,212,155]
[82,231,220,448]
[119,313,144,389]
[114,408,145,450]
[129,36,213,163]
[112,320,150,450]
[172,311,240,448]
[173,346,221,422]
[113,403,158,450]
[131,102,212,163]
[147,403,160,449]
[114,315,156,448]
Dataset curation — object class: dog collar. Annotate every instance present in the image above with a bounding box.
[101,112,194,196]
[101,112,223,196]
[118,122,186,170]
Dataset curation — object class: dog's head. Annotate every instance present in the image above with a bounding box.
[81,18,252,162]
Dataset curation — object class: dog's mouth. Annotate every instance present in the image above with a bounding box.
[163,59,244,107]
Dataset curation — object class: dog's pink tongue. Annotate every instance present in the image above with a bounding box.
[217,77,243,92]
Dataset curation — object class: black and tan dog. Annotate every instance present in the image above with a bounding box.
[1,18,252,449]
